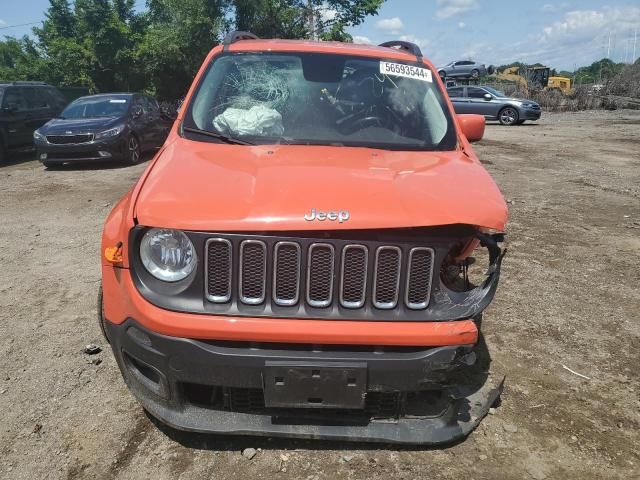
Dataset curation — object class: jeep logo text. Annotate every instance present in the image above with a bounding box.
[304,208,350,223]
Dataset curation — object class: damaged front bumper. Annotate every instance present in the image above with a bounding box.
[105,318,503,445]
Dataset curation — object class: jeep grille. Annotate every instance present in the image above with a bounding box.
[205,236,434,312]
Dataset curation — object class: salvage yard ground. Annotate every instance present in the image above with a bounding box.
[0,110,639,479]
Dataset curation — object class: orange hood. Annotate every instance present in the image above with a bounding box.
[134,139,507,232]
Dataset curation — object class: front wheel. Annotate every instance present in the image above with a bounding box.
[126,134,141,165]
[498,107,519,126]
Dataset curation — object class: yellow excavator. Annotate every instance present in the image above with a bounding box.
[495,66,572,95]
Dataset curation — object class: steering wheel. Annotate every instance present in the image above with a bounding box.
[336,114,384,135]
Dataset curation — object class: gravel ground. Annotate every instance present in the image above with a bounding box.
[0,110,639,480]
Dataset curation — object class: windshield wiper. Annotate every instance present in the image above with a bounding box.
[182,126,254,145]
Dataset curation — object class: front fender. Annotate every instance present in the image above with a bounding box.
[102,188,136,268]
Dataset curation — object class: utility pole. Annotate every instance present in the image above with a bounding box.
[634,27,637,63]
[308,0,316,40]
[607,31,611,59]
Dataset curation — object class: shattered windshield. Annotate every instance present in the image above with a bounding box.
[185,53,456,150]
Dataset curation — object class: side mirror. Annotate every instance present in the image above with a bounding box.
[457,114,485,142]
[483,93,493,101]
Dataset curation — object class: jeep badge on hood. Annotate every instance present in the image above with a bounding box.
[304,208,350,223]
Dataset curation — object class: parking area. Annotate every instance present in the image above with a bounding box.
[0,110,639,479]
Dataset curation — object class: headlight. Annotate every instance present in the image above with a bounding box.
[140,228,197,282]
[95,126,123,140]
[33,130,46,142]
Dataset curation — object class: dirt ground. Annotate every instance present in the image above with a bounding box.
[1,110,639,480]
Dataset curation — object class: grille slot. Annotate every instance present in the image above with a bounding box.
[340,245,368,308]
[273,242,301,306]
[239,240,267,305]
[205,238,232,303]
[306,243,335,308]
[405,247,434,309]
[46,134,94,145]
[373,246,401,309]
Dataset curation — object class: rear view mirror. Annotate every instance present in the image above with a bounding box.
[483,93,492,101]
[457,114,485,142]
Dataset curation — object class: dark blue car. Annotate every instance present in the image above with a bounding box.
[34,93,172,168]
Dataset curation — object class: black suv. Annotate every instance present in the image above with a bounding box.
[0,82,67,163]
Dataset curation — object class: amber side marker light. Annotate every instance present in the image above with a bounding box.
[105,241,124,264]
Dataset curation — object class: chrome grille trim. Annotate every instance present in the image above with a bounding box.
[273,241,301,306]
[405,247,435,310]
[373,246,402,310]
[306,243,335,308]
[205,238,232,303]
[239,240,267,305]
[339,244,368,309]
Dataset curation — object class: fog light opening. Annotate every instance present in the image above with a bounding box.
[98,151,112,158]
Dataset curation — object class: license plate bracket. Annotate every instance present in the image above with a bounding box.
[263,361,367,409]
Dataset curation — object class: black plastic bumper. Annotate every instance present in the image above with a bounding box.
[520,109,542,120]
[105,318,503,445]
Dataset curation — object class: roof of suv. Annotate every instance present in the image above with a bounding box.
[221,37,435,67]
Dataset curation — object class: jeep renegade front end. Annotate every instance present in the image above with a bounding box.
[100,33,507,444]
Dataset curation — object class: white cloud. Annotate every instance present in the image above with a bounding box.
[399,34,430,53]
[542,3,569,14]
[436,0,478,19]
[375,17,404,33]
[352,35,373,45]
[319,6,338,23]
[458,21,466,29]
[0,19,6,27]
[539,7,640,45]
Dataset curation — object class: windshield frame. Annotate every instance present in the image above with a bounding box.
[60,94,132,119]
[181,51,458,151]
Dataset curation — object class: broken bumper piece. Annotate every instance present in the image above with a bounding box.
[106,318,504,445]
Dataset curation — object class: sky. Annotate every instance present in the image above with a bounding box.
[1,0,639,71]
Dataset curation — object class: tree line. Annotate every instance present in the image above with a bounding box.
[0,0,383,100]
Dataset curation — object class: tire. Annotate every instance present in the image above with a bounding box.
[42,161,62,169]
[97,286,110,344]
[471,69,480,79]
[126,134,142,165]
[498,107,519,126]
[438,70,446,79]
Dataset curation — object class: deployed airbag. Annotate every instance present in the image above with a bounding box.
[213,105,284,137]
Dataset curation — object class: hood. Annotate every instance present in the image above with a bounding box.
[135,139,508,232]
[40,116,122,134]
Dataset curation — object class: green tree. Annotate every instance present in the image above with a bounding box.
[234,0,383,41]
[139,0,230,100]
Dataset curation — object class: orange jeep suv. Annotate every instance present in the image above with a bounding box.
[100,32,507,444]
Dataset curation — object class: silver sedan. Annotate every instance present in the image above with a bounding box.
[437,60,488,79]
[446,86,542,126]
